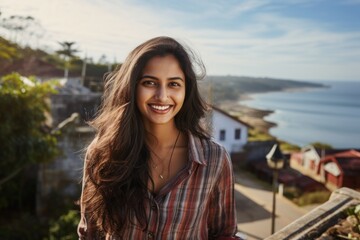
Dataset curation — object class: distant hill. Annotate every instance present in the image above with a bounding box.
[201,75,326,104]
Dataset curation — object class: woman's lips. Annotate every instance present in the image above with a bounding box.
[148,104,172,113]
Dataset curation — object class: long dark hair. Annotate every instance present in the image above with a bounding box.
[82,36,209,235]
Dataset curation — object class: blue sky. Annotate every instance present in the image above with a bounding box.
[1,0,360,81]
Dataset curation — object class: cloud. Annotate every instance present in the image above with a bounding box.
[1,0,360,80]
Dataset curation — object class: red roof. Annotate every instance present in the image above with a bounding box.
[333,150,360,158]
[320,150,360,176]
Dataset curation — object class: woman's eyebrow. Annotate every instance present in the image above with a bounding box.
[140,75,158,80]
[141,75,184,81]
[168,77,184,81]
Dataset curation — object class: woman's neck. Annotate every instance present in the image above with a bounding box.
[145,123,180,149]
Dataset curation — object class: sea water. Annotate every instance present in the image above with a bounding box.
[241,81,360,148]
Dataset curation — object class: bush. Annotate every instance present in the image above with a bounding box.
[283,186,301,200]
[248,128,274,141]
[45,210,80,240]
[294,191,331,206]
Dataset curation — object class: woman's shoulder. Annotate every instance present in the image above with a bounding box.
[202,137,227,153]
[190,134,230,164]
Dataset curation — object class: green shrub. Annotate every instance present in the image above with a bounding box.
[248,128,274,141]
[294,191,331,206]
[283,186,301,200]
[45,210,80,240]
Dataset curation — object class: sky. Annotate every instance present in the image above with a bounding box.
[1,0,360,81]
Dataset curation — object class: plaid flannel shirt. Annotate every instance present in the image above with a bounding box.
[78,132,238,239]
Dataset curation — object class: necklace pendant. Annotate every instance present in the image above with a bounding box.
[159,174,164,179]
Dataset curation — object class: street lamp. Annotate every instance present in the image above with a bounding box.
[266,143,284,235]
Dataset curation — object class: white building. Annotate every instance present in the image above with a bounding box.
[211,106,250,153]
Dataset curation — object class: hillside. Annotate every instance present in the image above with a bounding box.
[0,36,65,77]
[0,36,116,91]
[202,75,326,104]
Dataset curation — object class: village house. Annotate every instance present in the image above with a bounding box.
[317,150,360,190]
[290,146,360,191]
[211,106,251,154]
[290,146,346,178]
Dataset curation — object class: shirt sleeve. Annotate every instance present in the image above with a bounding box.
[208,148,238,239]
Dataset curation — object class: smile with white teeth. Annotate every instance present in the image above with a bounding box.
[149,104,171,111]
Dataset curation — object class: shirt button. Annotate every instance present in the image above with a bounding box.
[148,232,154,239]
[151,205,157,210]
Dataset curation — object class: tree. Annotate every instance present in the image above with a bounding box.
[0,36,19,60]
[56,41,79,79]
[0,12,43,46]
[0,73,59,207]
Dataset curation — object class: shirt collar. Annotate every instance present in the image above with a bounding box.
[188,132,208,166]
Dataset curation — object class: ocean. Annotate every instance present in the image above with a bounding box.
[240,80,360,149]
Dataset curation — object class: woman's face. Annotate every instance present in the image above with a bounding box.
[136,54,186,129]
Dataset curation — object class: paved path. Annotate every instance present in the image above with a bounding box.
[234,169,318,240]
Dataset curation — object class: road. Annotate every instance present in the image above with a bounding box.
[234,169,317,240]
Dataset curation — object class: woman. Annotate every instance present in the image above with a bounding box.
[78,36,239,239]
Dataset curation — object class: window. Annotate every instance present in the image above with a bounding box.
[235,128,241,140]
[220,130,226,141]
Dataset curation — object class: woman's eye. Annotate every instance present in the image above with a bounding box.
[142,81,156,86]
[169,82,181,87]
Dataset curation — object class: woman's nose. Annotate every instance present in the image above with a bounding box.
[155,86,168,101]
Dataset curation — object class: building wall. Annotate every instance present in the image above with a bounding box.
[36,113,95,216]
[212,110,248,153]
[325,172,339,187]
[302,146,320,169]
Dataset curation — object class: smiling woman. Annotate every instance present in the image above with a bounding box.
[77,36,240,239]
[136,55,186,129]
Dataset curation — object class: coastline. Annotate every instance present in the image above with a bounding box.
[219,85,327,134]
[218,99,277,134]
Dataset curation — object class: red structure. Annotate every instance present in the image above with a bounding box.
[317,150,360,190]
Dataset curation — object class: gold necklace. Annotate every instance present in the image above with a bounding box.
[149,131,180,180]
[150,159,165,179]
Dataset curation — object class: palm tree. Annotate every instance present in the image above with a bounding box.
[56,41,79,79]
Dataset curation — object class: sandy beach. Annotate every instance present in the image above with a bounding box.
[218,99,277,134]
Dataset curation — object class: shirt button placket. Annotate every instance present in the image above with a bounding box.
[147,232,154,239]
[147,199,158,240]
